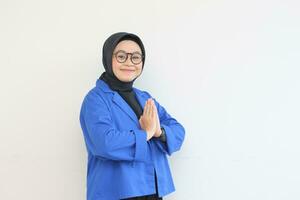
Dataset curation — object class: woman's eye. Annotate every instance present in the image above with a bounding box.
[132,54,141,59]
[118,55,125,59]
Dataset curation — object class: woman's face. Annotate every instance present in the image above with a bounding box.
[112,40,143,82]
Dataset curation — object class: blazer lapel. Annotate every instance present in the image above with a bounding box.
[112,92,139,125]
[99,77,148,126]
[134,89,147,111]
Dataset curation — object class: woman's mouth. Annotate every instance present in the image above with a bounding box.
[121,69,135,73]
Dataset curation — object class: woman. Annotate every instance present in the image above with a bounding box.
[79,32,185,200]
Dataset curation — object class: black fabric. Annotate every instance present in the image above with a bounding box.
[121,171,162,200]
[118,90,143,119]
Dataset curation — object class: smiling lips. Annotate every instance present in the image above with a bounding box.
[121,69,135,72]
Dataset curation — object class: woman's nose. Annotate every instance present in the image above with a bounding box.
[124,55,134,65]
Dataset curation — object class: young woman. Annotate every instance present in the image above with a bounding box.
[79,32,185,200]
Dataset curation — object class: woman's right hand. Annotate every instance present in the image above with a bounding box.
[139,98,156,141]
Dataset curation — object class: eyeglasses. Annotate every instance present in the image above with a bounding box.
[113,50,144,65]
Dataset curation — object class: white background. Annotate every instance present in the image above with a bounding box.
[1,0,300,199]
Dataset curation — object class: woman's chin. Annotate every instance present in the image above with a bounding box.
[118,76,135,82]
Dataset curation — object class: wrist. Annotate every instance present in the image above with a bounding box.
[146,130,154,141]
[157,128,162,137]
[158,127,167,142]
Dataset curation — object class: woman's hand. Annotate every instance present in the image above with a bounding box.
[153,101,162,138]
[139,98,156,141]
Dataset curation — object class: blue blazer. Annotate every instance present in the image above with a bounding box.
[79,79,185,200]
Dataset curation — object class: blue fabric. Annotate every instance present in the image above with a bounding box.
[79,79,185,200]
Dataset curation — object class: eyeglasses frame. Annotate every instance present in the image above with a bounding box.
[113,50,144,65]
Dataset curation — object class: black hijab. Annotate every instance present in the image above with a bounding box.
[99,32,146,119]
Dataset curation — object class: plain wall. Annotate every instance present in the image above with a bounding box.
[1,0,300,199]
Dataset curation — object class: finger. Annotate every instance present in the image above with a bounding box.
[152,100,157,114]
[147,99,152,115]
[152,102,159,122]
[147,99,151,116]
[149,101,154,118]
[144,100,149,115]
[150,100,156,112]
[152,99,156,109]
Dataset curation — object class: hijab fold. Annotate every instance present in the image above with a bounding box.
[99,32,146,119]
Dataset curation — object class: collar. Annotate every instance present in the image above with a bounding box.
[96,79,144,97]
[95,79,147,124]
[96,78,114,93]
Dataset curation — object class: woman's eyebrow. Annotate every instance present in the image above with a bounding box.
[131,50,142,54]
[115,50,142,54]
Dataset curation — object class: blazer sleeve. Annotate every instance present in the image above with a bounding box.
[148,93,186,156]
[80,91,150,163]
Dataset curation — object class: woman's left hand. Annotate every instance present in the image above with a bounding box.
[152,101,162,138]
